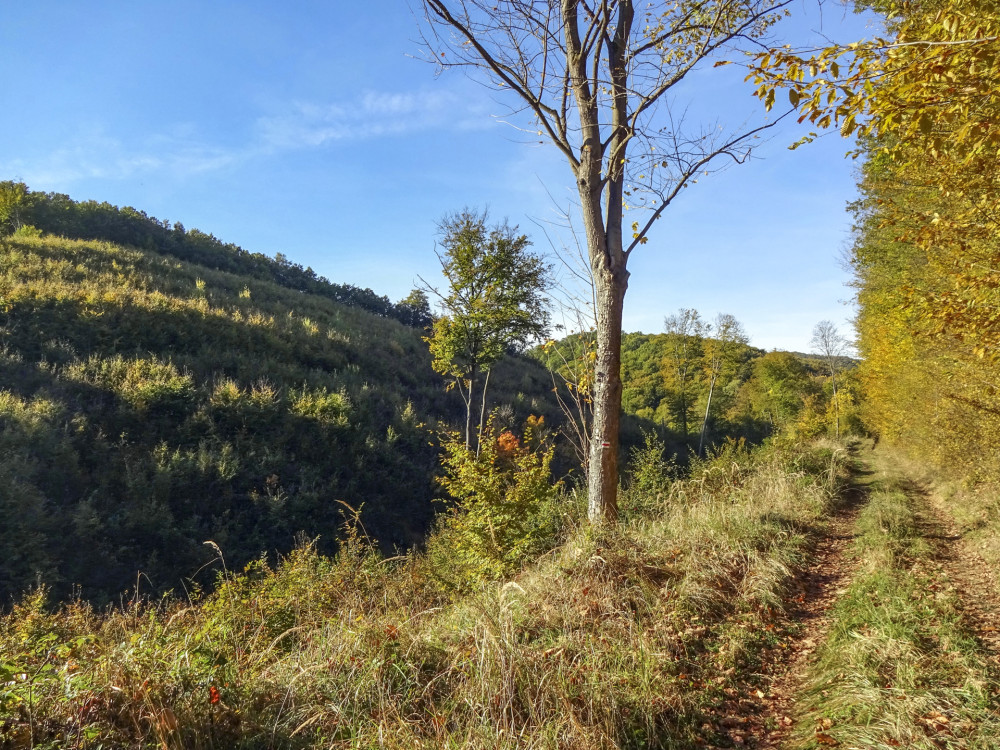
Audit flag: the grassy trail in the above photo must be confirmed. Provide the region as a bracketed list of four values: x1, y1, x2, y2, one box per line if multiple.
[729, 444, 871, 748]
[776, 446, 1000, 749]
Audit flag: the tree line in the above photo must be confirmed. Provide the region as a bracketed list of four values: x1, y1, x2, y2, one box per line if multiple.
[751, 0, 1000, 481]
[539, 314, 859, 462]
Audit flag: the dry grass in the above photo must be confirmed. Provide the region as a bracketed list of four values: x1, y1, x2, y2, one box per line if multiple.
[790, 462, 1000, 749]
[0, 441, 846, 749]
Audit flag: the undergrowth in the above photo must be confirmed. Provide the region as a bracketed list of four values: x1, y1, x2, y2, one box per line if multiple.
[0, 441, 847, 749]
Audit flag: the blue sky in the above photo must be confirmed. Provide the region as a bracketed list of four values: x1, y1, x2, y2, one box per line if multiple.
[1, 1, 880, 351]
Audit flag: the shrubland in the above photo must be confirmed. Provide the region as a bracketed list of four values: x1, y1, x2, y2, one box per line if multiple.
[0, 189, 856, 605]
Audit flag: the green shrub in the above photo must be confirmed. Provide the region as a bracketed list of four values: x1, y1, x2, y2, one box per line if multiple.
[427, 415, 562, 588]
[11, 224, 42, 239]
[67, 354, 194, 414]
[289, 386, 350, 425]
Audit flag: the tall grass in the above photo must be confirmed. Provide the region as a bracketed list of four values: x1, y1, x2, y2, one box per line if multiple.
[0, 441, 846, 749]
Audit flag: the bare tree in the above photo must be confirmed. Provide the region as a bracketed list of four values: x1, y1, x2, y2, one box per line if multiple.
[536, 207, 597, 480]
[698, 313, 749, 456]
[420, 0, 792, 522]
[811, 320, 848, 439]
[664, 308, 709, 444]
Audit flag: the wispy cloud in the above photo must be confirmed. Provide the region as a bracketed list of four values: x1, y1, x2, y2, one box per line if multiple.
[1, 87, 496, 189]
[1, 130, 243, 187]
[255, 88, 486, 150]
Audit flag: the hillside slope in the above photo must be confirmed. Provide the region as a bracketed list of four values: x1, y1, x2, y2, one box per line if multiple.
[0, 232, 557, 603]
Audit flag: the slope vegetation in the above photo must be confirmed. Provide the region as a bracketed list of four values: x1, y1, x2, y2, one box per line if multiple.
[0, 231, 556, 603]
[0, 440, 847, 749]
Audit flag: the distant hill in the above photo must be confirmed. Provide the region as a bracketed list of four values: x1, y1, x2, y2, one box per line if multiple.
[0, 210, 559, 604]
[536, 331, 860, 455]
[2, 182, 433, 328]
[788, 351, 858, 373]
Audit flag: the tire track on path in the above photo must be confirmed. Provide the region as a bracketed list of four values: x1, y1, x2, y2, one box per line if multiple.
[728, 449, 871, 749]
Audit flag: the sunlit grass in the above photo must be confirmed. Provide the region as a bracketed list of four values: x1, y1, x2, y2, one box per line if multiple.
[792, 473, 1000, 749]
[0, 442, 846, 749]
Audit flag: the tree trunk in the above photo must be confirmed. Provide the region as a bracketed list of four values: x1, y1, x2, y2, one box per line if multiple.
[566, 0, 632, 523]
[679, 379, 688, 443]
[698, 371, 718, 457]
[831, 371, 840, 440]
[476, 367, 492, 455]
[463, 366, 477, 450]
[587, 267, 627, 523]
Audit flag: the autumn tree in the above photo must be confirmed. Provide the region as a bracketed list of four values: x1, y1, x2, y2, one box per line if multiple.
[424, 209, 551, 449]
[750, 0, 1000, 476]
[663, 308, 708, 444]
[698, 313, 749, 455]
[0, 181, 28, 235]
[420, 0, 792, 522]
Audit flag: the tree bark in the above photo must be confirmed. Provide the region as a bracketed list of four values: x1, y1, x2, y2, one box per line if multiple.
[476, 367, 492, 455]
[587, 266, 628, 523]
[463, 366, 477, 450]
[830, 370, 840, 440]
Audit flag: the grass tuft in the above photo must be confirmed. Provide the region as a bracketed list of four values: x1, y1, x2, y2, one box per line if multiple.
[792, 470, 1000, 749]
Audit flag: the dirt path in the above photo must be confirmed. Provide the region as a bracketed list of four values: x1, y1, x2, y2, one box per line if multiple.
[718, 453, 871, 748]
[700, 446, 1000, 748]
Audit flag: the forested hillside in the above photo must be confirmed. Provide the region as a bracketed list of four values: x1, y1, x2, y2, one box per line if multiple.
[0, 183, 432, 328]
[0, 227, 557, 603]
[538, 326, 859, 459]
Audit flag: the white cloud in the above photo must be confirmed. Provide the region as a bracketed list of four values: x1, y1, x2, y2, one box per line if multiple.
[1, 129, 243, 188]
[255, 88, 482, 150]
[2, 86, 499, 189]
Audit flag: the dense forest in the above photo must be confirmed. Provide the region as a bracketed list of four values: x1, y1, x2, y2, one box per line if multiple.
[752, 0, 1000, 482]
[538, 327, 859, 459]
[848, 15, 1000, 484]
